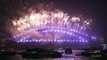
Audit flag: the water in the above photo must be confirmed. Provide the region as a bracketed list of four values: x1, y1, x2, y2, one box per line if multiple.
[26, 50, 107, 60]
[1, 50, 107, 60]
[1, 56, 106, 60]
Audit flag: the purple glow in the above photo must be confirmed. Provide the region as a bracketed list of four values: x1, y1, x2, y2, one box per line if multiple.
[17, 34, 20, 37]
[69, 33, 72, 35]
[47, 39, 51, 42]
[66, 32, 69, 34]
[79, 40, 81, 42]
[13, 36, 16, 38]
[72, 40, 75, 42]
[29, 40, 32, 42]
[39, 40, 41, 42]
[23, 37, 26, 40]
[67, 40, 69, 42]
[82, 40, 84, 42]
[63, 31, 66, 33]
[79, 37, 82, 39]
[44, 39, 47, 42]
[75, 40, 78, 42]
[85, 40, 88, 42]
[54, 39, 57, 42]
[70, 40, 72, 42]
[26, 40, 29, 42]
[72, 34, 75, 36]
[60, 40, 63, 42]
[57, 40, 60, 42]
[82, 33, 85, 35]
[91, 37, 97, 39]
[14, 26, 93, 43]
[85, 34, 88, 36]
[44, 30, 47, 32]
[54, 30, 57, 32]
[76, 35, 79, 38]
[17, 41, 19, 42]
[16, 39, 89, 43]
[20, 39, 23, 42]
[50, 40, 53, 42]
[60, 30, 63, 33]
[57, 30, 60, 32]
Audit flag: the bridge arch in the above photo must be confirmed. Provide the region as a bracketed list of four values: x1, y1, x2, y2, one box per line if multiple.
[12, 26, 96, 43]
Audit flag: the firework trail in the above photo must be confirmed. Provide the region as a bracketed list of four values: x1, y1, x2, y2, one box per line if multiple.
[11, 3, 96, 43]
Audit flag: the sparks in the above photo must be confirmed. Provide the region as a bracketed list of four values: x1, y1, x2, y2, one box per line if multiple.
[11, 3, 96, 43]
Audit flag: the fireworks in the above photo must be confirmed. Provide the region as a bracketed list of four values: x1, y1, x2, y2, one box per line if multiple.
[12, 10, 91, 32]
[11, 4, 96, 43]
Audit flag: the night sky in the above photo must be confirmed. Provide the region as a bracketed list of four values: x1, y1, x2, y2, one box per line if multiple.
[0, 0, 107, 42]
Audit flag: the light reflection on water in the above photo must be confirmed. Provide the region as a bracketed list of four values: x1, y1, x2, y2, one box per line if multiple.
[45, 57, 91, 60]
[27, 50, 105, 60]
[33, 57, 105, 60]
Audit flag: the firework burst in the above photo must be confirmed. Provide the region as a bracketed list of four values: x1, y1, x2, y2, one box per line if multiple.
[12, 9, 92, 32]
[11, 3, 96, 43]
